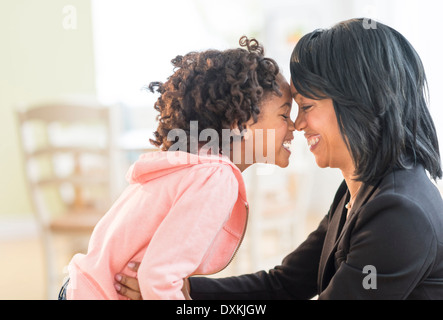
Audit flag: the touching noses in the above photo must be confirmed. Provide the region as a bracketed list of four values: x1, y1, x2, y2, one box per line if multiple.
[288, 118, 296, 132]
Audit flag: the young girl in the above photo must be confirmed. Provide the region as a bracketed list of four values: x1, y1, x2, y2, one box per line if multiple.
[63, 36, 295, 300]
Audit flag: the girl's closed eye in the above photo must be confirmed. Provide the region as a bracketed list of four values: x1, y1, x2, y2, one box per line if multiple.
[301, 105, 313, 112]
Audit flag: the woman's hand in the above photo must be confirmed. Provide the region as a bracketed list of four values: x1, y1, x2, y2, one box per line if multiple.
[114, 262, 192, 300]
[114, 262, 142, 300]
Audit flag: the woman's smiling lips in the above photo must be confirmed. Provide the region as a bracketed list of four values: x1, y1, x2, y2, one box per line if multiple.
[305, 134, 321, 151]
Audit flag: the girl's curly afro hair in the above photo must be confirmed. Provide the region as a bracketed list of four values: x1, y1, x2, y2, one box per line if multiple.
[148, 36, 282, 153]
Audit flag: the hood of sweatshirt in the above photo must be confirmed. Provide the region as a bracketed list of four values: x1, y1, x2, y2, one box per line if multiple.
[126, 150, 246, 198]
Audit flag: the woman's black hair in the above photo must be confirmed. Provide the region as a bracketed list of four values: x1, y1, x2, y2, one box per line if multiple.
[290, 18, 442, 184]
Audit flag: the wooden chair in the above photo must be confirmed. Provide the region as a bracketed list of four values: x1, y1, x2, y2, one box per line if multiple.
[15, 100, 114, 299]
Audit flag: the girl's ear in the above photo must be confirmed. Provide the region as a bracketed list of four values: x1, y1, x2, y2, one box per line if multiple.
[230, 121, 253, 141]
[243, 124, 252, 141]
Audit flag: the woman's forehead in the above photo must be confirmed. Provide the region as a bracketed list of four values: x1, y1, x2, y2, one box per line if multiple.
[289, 80, 299, 98]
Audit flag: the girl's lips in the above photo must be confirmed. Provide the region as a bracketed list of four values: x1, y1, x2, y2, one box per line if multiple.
[283, 140, 292, 153]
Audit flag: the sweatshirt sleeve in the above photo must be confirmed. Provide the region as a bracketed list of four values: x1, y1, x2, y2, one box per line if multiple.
[188, 180, 351, 300]
[189, 215, 327, 300]
[137, 164, 239, 300]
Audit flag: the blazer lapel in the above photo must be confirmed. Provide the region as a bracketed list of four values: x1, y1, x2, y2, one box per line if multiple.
[317, 181, 380, 292]
[317, 192, 348, 292]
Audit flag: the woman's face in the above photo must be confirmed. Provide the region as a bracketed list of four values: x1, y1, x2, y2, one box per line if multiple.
[246, 76, 295, 168]
[291, 80, 355, 174]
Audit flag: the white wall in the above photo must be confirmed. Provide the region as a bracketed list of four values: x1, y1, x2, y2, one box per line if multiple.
[0, 0, 96, 216]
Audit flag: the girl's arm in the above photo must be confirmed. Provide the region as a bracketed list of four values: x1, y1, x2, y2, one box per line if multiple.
[135, 164, 239, 300]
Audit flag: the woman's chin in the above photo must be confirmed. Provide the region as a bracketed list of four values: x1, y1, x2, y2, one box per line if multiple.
[314, 157, 328, 169]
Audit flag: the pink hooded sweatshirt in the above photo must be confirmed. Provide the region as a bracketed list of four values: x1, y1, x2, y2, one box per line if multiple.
[66, 151, 248, 300]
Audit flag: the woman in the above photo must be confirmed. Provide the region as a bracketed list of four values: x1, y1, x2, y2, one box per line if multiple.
[61, 37, 295, 299]
[115, 18, 443, 299]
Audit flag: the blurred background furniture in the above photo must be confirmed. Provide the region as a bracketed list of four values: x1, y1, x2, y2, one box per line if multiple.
[15, 99, 115, 299]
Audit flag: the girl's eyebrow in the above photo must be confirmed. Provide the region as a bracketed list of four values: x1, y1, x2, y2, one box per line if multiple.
[280, 102, 291, 109]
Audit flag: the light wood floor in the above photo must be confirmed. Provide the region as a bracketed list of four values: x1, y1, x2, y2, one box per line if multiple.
[0, 237, 46, 299]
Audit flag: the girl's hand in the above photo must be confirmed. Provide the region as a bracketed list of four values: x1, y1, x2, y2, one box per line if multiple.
[114, 262, 142, 300]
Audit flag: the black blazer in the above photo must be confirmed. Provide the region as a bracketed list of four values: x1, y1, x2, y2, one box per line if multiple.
[190, 165, 443, 299]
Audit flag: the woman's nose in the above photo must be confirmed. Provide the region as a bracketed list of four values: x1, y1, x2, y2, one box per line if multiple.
[294, 113, 306, 132]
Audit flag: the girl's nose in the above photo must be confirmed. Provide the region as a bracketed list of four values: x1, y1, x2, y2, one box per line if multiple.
[288, 118, 296, 131]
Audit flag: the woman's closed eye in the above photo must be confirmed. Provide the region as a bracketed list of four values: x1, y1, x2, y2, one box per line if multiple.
[301, 105, 313, 112]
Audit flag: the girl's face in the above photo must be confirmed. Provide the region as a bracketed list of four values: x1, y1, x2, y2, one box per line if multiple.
[291, 80, 355, 174]
[246, 76, 295, 168]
